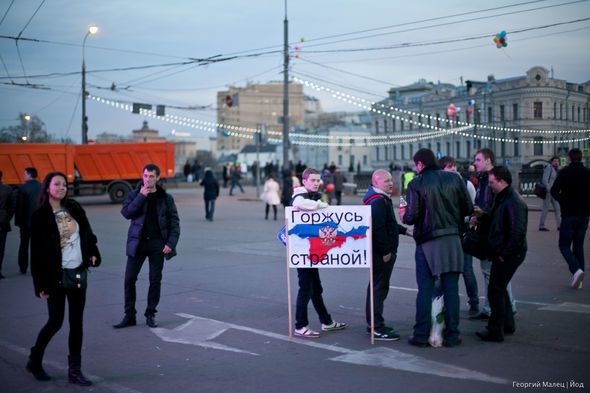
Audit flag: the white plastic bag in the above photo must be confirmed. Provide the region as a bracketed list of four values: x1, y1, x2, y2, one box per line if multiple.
[429, 295, 445, 348]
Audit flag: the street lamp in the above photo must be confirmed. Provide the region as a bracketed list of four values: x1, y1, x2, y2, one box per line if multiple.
[82, 25, 98, 144]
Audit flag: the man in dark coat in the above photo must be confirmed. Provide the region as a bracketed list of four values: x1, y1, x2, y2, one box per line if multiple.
[15, 167, 41, 274]
[550, 148, 590, 289]
[476, 166, 528, 342]
[0, 170, 15, 278]
[113, 164, 180, 329]
[403, 149, 473, 347]
[363, 169, 410, 340]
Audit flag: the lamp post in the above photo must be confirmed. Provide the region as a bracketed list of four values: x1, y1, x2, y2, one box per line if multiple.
[82, 25, 98, 144]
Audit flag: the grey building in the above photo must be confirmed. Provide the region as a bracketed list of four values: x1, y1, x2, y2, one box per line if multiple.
[371, 67, 590, 171]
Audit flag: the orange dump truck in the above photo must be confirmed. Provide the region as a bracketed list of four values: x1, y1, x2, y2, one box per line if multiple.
[0, 142, 175, 203]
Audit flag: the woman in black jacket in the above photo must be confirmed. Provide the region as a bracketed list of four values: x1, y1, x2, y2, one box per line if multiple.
[27, 172, 101, 385]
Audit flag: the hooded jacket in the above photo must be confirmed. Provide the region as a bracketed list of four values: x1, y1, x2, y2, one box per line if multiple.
[121, 185, 180, 259]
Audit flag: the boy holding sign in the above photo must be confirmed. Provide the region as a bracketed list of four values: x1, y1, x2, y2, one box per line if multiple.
[291, 168, 347, 338]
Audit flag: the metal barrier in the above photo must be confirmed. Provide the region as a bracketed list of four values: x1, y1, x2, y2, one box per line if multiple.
[518, 168, 543, 196]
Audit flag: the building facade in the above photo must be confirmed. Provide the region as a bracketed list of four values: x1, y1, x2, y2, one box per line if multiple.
[216, 82, 305, 154]
[371, 67, 590, 171]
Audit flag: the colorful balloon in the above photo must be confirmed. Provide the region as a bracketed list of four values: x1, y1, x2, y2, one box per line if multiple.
[493, 31, 508, 49]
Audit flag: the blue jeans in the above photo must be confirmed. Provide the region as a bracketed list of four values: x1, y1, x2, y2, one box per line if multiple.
[205, 199, 215, 220]
[462, 254, 479, 307]
[559, 216, 589, 274]
[414, 245, 460, 343]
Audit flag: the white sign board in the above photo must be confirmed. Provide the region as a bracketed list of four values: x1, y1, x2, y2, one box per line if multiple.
[285, 206, 372, 269]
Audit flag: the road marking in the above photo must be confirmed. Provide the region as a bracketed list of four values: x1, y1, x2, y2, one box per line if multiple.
[391, 285, 589, 308]
[538, 302, 590, 314]
[0, 339, 144, 393]
[149, 313, 508, 385]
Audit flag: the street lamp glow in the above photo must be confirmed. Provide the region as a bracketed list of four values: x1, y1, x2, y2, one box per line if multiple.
[23, 114, 31, 121]
[82, 25, 99, 144]
[87, 26, 98, 35]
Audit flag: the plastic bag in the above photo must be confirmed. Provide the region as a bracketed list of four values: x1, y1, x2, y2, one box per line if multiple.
[429, 295, 445, 348]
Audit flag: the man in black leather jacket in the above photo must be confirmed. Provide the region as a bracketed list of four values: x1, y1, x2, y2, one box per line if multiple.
[476, 166, 528, 342]
[403, 149, 473, 347]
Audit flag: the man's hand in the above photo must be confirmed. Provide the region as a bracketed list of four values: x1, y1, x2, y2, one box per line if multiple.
[383, 253, 392, 263]
[89, 256, 98, 266]
[39, 291, 49, 299]
[140, 183, 156, 196]
[162, 245, 172, 254]
[405, 227, 413, 237]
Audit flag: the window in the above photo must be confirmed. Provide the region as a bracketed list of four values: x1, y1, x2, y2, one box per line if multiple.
[393, 146, 397, 160]
[446, 142, 451, 155]
[553, 102, 557, 119]
[401, 145, 405, 160]
[466, 141, 471, 157]
[350, 155, 355, 167]
[384, 146, 389, 160]
[383, 119, 388, 133]
[500, 105, 505, 122]
[436, 142, 441, 154]
[409, 144, 414, 158]
[456, 141, 461, 158]
[572, 105, 575, 121]
[514, 137, 519, 157]
[487, 107, 493, 123]
[436, 114, 440, 128]
[513, 103, 518, 120]
[428, 115, 432, 127]
[376, 147, 380, 161]
[578, 106, 581, 122]
[533, 137, 543, 155]
[363, 155, 367, 165]
[533, 102, 543, 119]
[409, 116, 413, 130]
[400, 120, 405, 131]
[392, 119, 396, 132]
[560, 103, 563, 119]
[375, 121, 380, 134]
[338, 155, 343, 166]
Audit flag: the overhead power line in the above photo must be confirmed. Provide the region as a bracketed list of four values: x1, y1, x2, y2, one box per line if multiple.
[0, 0, 15, 27]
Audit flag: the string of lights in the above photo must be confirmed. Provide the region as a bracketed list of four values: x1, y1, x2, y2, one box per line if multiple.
[295, 76, 590, 135]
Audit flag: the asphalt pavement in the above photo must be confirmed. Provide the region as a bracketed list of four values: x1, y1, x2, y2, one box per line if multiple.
[0, 185, 588, 393]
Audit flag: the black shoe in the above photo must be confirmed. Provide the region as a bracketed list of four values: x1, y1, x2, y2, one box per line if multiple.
[26, 359, 51, 381]
[408, 336, 429, 347]
[539, 228, 549, 232]
[113, 315, 136, 329]
[0, 272, 5, 279]
[443, 338, 462, 347]
[19, 268, 27, 275]
[476, 331, 504, 342]
[469, 312, 490, 320]
[146, 315, 158, 328]
[504, 327, 516, 335]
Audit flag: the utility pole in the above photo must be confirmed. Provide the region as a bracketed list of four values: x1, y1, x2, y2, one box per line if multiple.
[282, 0, 289, 172]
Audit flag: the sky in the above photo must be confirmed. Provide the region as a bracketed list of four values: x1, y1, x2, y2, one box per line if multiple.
[0, 0, 589, 144]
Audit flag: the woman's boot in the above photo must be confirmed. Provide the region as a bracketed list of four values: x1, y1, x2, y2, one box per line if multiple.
[26, 347, 51, 381]
[68, 355, 92, 386]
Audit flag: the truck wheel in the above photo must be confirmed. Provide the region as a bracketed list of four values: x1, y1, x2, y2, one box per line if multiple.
[109, 183, 130, 203]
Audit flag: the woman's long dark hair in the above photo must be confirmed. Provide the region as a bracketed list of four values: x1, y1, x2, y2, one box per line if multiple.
[38, 171, 68, 207]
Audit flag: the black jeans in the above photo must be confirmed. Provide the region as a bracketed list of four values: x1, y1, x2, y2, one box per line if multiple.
[366, 256, 395, 328]
[487, 256, 523, 338]
[558, 216, 588, 274]
[0, 230, 7, 273]
[295, 269, 332, 329]
[33, 287, 86, 357]
[18, 226, 31, 273]
[124, 240, 165, 317]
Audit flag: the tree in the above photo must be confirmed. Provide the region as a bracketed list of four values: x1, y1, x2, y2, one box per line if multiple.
[0, 113, 49, 143]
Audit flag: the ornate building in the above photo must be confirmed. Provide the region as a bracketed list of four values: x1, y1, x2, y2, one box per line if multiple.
[371, 67, 590, 170]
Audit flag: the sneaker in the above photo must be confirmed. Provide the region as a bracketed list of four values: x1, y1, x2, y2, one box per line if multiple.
[571, 269, 585, 289]
[321, 321, 347, 332]
[294, 327, 320, 338]
[366, 325, 395, 334]
[372, 328, 400, 341]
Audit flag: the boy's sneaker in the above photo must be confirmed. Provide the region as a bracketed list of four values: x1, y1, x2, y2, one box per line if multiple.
[571, 269, 585, 289]
[321, 321, 347, 332]
[372, 328, 400, 341]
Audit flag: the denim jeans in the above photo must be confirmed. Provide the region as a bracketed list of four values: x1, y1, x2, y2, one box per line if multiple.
[462, 254, 479, 307]
[558, 216, 589, 274]
[414, 245, 460, 343]
[480, 259, 516, 315]
[539, 195, 561, 229]
[205, 199, 216, 220]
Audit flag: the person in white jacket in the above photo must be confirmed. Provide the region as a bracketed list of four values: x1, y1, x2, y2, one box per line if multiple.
[261, 174, 281, 220]
[539, 156, 561, 231]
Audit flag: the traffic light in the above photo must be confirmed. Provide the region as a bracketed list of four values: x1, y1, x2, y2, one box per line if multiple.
[132, 103, 152, 114]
